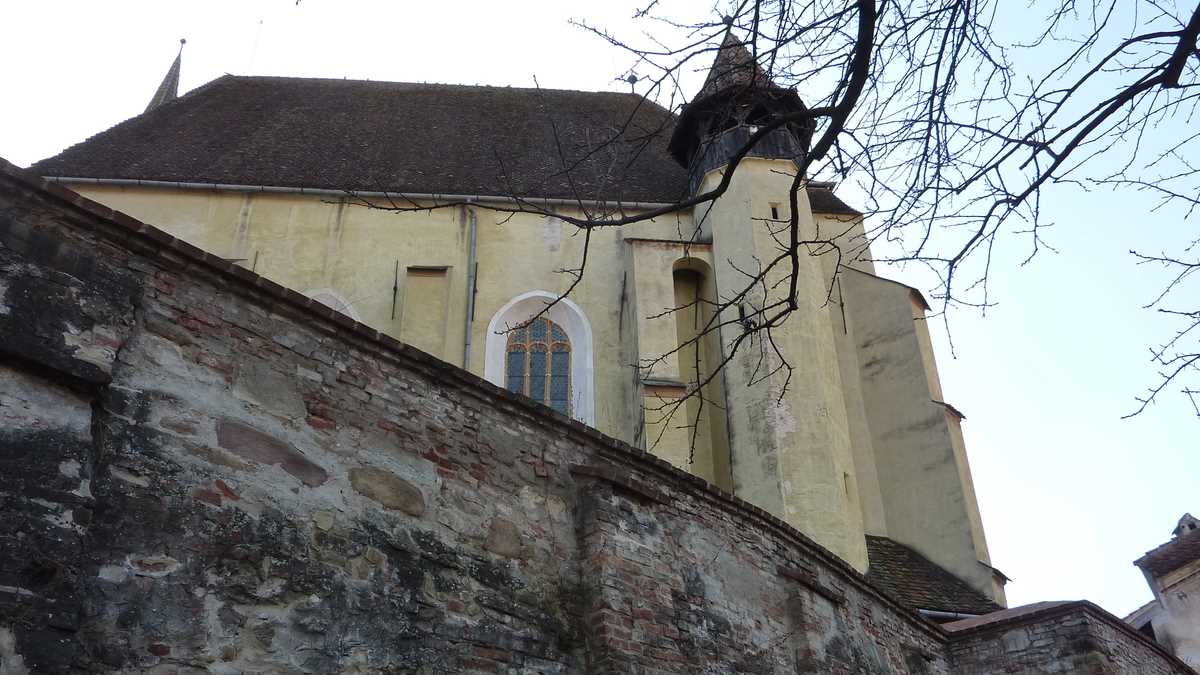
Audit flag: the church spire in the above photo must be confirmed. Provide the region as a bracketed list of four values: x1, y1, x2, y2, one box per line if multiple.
[694, 30, 778, 102]
[145, 39, 185, 113]
[667, 28, 812, 187]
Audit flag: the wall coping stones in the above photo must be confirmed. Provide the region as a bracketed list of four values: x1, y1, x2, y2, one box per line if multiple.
[943, 599, 1194, 671]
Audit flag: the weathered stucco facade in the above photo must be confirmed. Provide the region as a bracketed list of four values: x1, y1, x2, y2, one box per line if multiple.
[1127, 515, 1200, 668]
[0, 158, 1191, 674]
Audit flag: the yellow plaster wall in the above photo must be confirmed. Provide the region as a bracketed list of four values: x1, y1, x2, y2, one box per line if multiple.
[69, 185, 686, 447]
[830, 282, 889, 536]
[817, 212, 888, 536]
[696, 160, 868, 571]
[623, 238, 734, 487]
[814, 212, 876, 275]
[629, 241, 687, 382]
[841, 267, 1001, 602]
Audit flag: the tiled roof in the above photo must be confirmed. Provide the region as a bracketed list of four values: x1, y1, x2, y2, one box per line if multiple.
[1136, 526, 1200, 578]
[865, 535, 1002, 615]
[32, 75, 859, 215]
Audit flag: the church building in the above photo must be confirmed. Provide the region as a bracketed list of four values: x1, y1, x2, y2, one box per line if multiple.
[32, 34, 1006, 613]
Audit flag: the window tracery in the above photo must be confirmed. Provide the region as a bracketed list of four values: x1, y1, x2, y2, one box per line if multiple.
[504, 317, 572, 415]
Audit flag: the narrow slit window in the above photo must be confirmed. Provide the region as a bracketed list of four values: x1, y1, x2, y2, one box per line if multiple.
[504, 317, 572, 415]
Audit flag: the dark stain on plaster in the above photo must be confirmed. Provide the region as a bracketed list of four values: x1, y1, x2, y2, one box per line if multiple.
[0, 211, 139, 384]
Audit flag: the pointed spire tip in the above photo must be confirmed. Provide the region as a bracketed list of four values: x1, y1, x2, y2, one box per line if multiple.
[145, 41, 184, 113]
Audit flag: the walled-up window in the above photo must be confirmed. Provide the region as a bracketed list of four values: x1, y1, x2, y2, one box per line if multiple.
[504, 317, 572, 415]
[400, 267, 450, 359]
[671, 261, 732, 491]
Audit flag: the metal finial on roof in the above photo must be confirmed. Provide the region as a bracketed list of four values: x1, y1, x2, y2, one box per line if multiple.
[145, 39, 185, 114]
[626, 74, 638, 92]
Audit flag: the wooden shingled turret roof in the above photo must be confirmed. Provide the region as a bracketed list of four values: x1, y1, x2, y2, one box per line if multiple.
[667, 29, 813, 170]
[694, 31, 783, 101]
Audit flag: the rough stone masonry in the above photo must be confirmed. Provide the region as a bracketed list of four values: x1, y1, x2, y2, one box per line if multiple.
[0, 158, 1190, 674]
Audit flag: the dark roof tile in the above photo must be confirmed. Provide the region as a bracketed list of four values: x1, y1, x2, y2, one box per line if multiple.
[865, 535, 1002, 616]
[1136, 527, 1200, 578]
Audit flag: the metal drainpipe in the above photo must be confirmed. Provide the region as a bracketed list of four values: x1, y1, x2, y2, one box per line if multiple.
[917, 609, 980, 622]
[461, 204, 479, 370]
[42, 176, 675, 211]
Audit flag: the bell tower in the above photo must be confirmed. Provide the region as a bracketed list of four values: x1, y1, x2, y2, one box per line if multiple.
[668, 31, 814, 197]
[670, 31, 869, 570]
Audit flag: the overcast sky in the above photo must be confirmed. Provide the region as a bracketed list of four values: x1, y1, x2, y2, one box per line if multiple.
[1, 1, 1193, 618]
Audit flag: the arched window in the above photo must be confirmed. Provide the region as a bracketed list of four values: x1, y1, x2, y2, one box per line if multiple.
[504, 317, 572, 415]
[484, 291, 594, 426]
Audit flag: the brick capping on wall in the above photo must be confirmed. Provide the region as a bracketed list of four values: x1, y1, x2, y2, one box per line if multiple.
[949, 599, 1181, 648]
[946, 601, 1197, 673]
[4, 156, 1189, 673]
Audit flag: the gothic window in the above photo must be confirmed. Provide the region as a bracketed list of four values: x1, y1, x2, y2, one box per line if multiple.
[504, 317, 572, 415]
[484, 290, 593, 425]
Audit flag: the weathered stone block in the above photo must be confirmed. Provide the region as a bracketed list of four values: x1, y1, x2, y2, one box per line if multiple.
[349, 466, 426, 516]
[215, 417, 328, 486]
[233, 360, 307, 419]
[484, 517, 526, 559]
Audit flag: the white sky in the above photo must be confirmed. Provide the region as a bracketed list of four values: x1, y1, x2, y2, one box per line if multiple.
[1, 0, 1193, 618]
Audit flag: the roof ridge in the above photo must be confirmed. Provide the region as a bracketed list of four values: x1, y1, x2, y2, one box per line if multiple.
[220, 73, 664, 100]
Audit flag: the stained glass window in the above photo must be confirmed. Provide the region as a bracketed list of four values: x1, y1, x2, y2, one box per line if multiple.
[504, 317, 572, 415]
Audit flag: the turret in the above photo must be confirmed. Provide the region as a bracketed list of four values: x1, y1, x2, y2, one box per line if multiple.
[668, 30, 870, 570]
[668, 31, 814, 194]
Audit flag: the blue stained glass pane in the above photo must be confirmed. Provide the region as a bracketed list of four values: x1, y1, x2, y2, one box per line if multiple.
[550, 351, 570, 414]
[551, 324, 567, 342]
[506, 350, 526, 393]
[530, 318, 547, 342]
[551, 349, 570, 375]
[529, 348, 547, 403]
[508, 326, 526, 345]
